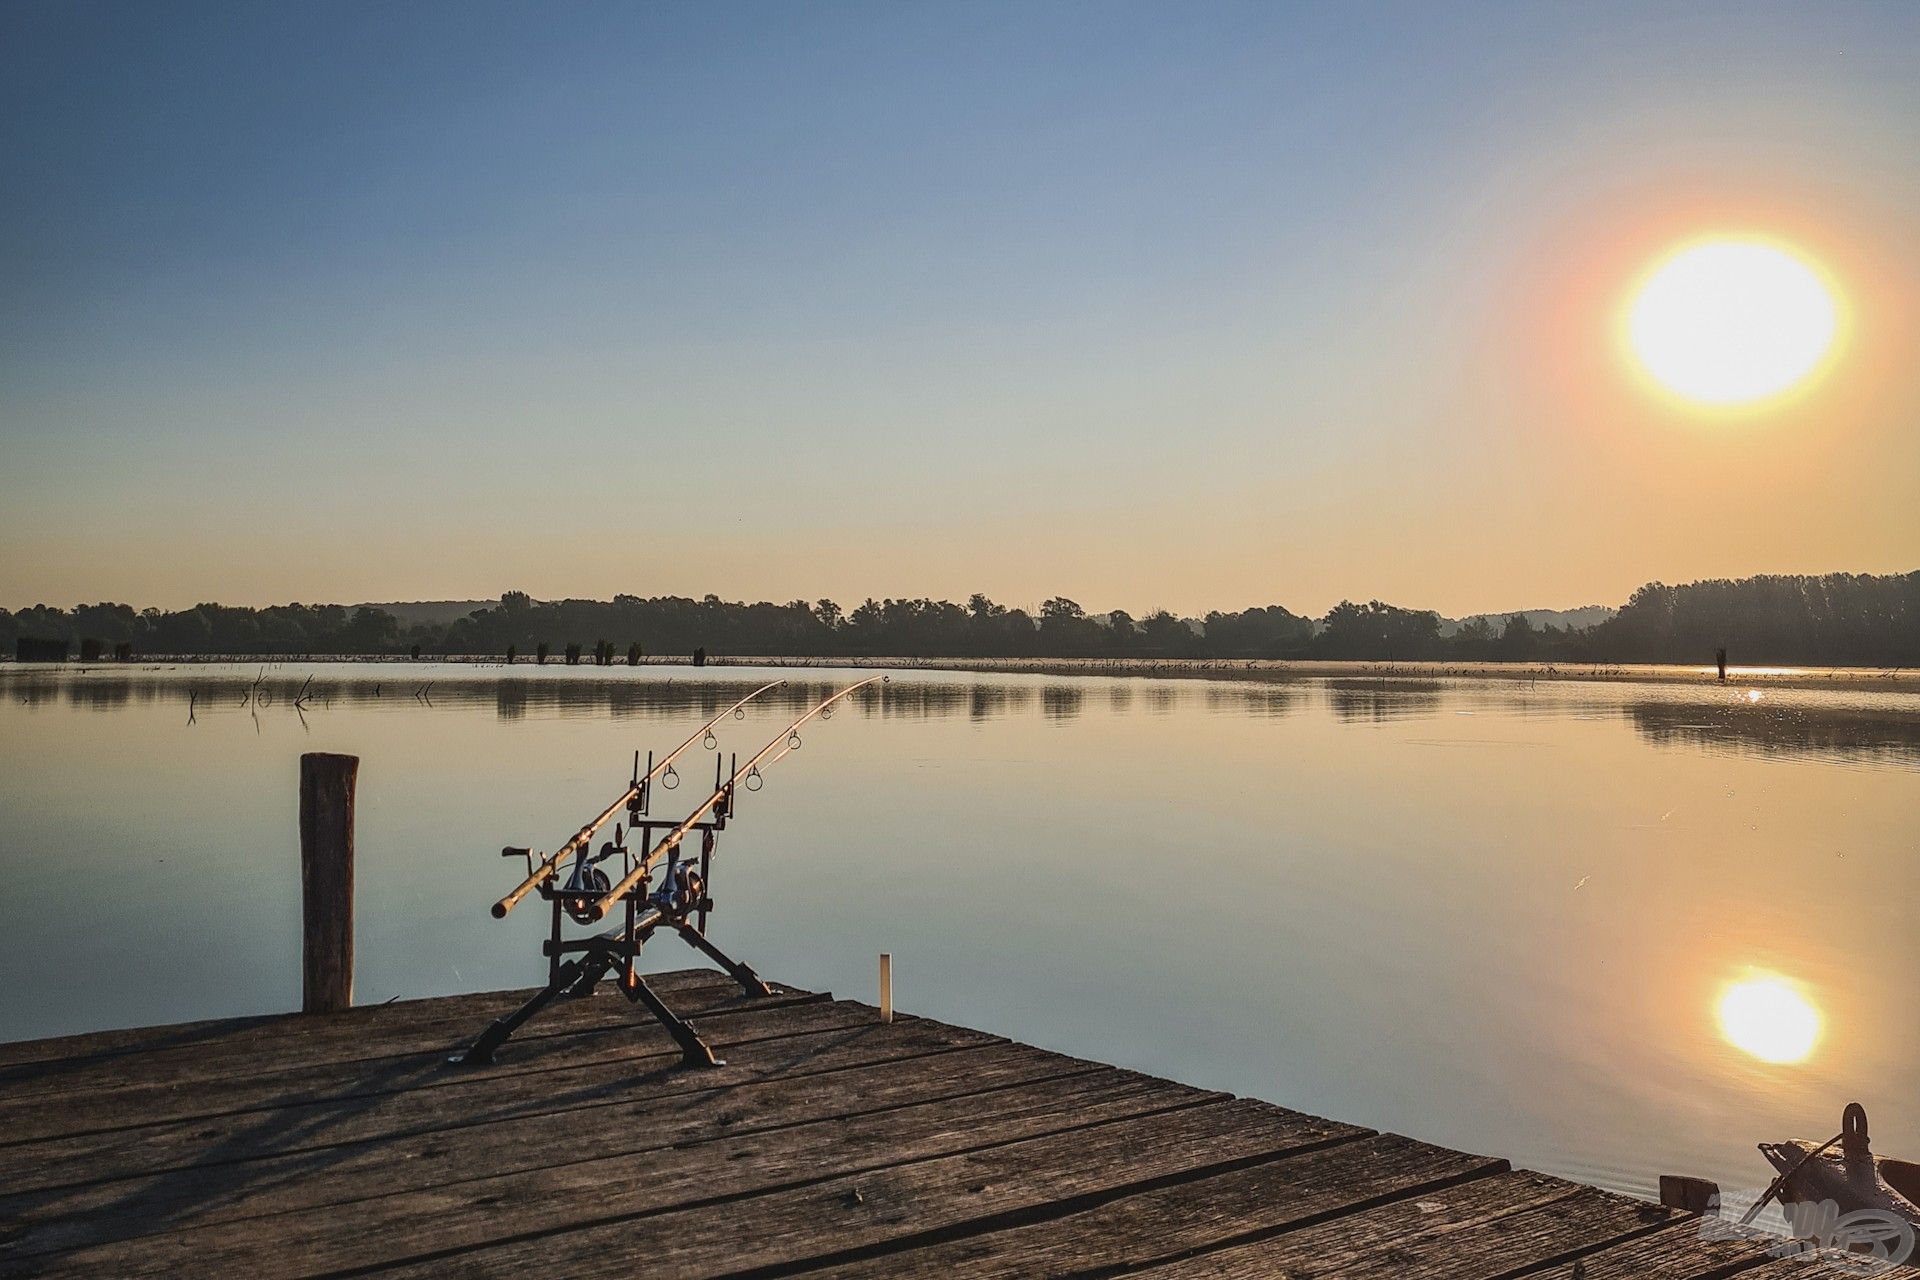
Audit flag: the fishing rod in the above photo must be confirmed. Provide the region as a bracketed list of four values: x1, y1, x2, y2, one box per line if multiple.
[457, 672, 886, 1069]
[584, 674, 886, 923]
[491, 679, 788, 919]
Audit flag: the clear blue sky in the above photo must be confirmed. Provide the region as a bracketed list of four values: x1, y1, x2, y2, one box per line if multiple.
[4, 1, 1916, 615]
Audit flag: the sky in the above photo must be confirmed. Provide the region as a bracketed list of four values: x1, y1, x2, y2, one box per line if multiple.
[2, 1, 1916, 618]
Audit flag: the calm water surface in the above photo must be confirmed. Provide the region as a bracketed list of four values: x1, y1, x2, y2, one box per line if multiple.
[2, 661, 1916, 1202]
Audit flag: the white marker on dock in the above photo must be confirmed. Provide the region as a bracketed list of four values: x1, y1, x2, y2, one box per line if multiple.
[879, 952, 893, 1023]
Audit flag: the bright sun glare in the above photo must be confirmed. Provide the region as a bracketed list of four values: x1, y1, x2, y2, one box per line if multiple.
[1626, 237, 1839, 407]
[1716, 974, 1823, 1065]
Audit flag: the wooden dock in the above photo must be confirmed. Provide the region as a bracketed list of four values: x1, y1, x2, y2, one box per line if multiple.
[0, 969, 1846, 1278]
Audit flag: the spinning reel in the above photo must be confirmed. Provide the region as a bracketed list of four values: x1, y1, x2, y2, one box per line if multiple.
[560, 829, 622, 924]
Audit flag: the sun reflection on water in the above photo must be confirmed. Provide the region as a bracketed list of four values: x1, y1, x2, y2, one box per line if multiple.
[1717, 972, 1823, 1065]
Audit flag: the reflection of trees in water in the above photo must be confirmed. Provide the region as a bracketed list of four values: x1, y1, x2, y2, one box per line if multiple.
[1204, 683, 1301, 719]
[495, 682, 528, 721]
[1041, 685, 1084, 721]
[12, 681, 63, 708]
[1325, 679, 1445, 724]
[967, 685, 1031, 721]
[64, 681, 134, 711]
[1627, 702, 1920, 768]
[10, 671, 1915, 766]
[5, 670, 1317, 729]
[4, 673, 1035, 724]
[858, 683, 971, 720]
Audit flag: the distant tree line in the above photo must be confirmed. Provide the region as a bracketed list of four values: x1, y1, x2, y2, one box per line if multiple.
[3, 572, 1915, 667]
[2, 602, 402, 661]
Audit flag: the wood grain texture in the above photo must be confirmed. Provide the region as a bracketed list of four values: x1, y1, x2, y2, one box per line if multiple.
[0, 969, 797, 1099]
[1734, 1254, 1899, 1278]
[0, 980, 1820, 1280]
[1519, 1220, 1802, 1278]
[812, 1131, 1508, 1279]
[0, 1035, 1064, 1260]
[0, 1001, 948, 1195]
[358, 1098, 1358, 1280]
[0, 984, 824, 1139]
[1132, 1169, 1659, 1278]
[24, 1069, 1209, 1277]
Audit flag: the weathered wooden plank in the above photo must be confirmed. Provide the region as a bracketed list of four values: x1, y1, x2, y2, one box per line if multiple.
[1132, 1169, 1586, 1277]
[1522, 1220, 1798, 1278]
[0, 990, 847, 1148]
[1134, 1172, 1676, 1278]
[364, 1097, 1362, 1280]
[0, 1010, 281, 1072]
[813, 1130, 1507, 1279]
[2, 1038, 1091, 1260]
[0, 980, 1801, 1280]
[0, 984, 815, 1129]
[0, 967, 741, 1071]
[1317, 1186, 1676, 1278]
[1733, 1254, 1899, 1278]
[0, 970, 807, 1102]
[24, 1066, 1218, 1278]
[0, 1000, 937, 1194]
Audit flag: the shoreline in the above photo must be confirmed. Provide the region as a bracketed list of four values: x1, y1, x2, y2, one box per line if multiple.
[3, 652, 1912, 695]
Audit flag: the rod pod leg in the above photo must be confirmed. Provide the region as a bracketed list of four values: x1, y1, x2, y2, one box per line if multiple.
[566, 953, 618, 996]
[673, 923, 772, 998]
[622, 970, 723, 1067]
[453, 959, 585, 1065]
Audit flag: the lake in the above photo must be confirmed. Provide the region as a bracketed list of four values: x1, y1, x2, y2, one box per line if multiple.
[2, 660, 1916, 1205]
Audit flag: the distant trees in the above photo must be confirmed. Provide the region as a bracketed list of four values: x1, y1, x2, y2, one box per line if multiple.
[1138, 610, 1194, 653]
[1495, 614, 1537, 661]
[1590, 573, 1919, 666]
[1202, 605, 1312, 658]
[1313, 600, 1443, 660]
[1453, 617, 1495, 657]
[2, 572, 1913, 666]
[1, 601, 406, 658]
[1037, 598, 1100, 655]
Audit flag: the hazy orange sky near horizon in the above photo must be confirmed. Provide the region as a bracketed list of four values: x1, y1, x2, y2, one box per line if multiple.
[3, 3, 1917, 619]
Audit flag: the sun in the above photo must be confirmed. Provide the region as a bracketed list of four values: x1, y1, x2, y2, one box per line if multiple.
[1716, 973, 1823, 1065]
[1625, 237, 1841, 408]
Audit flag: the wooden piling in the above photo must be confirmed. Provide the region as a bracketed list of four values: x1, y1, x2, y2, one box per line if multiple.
[879, 952, 893, 1023]
[299, 752, 359, 1014]
[1658, 1174, 1720, 1213]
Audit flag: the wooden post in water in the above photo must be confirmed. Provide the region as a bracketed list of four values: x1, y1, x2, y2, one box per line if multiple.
[299, 752, 359, 1013]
